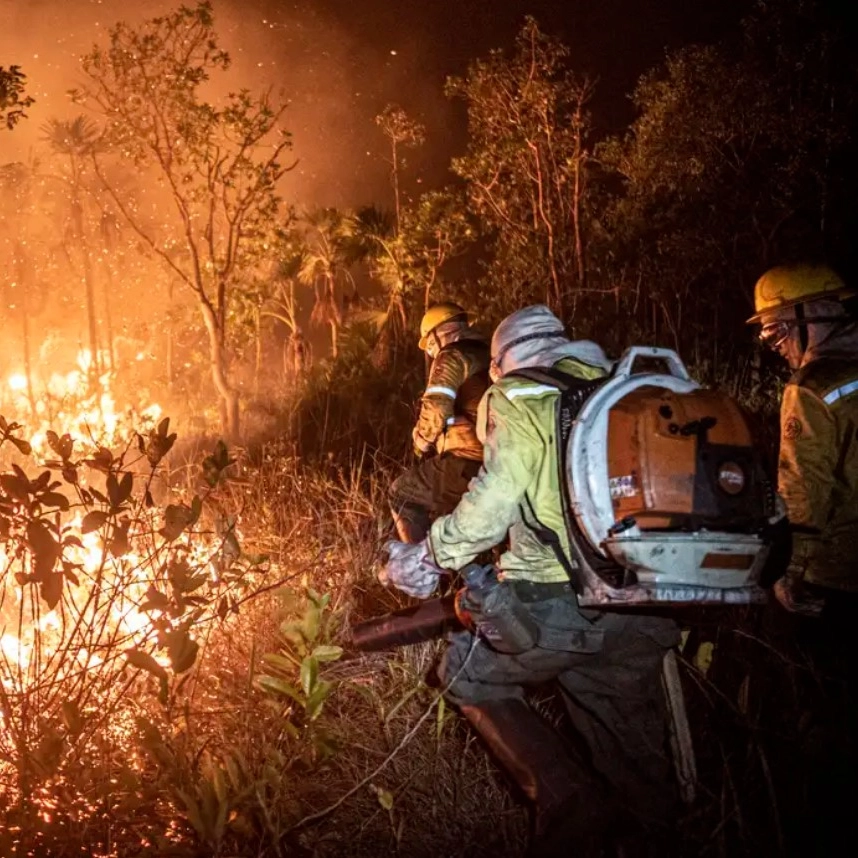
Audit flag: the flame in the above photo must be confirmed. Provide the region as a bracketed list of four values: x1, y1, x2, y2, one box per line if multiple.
[7, 373, 27, 393]
[2, 348, 162, 458]
[0, 337, 260, 849]
[0, 346, 173, 800]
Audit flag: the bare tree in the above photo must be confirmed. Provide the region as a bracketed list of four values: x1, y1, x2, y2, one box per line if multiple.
[74, 1, 295, 439]
[375, 105, 425, 235]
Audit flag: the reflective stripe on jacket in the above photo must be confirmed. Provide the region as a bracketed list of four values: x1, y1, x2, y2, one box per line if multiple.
[415, 336, 490, 461]
[779, 355, 858, 591]
[429, 356, 607, 583]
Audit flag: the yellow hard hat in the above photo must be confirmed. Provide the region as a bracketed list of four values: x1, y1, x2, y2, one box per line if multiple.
[746, 264, 853, 323]
[419, 302, 469, 349]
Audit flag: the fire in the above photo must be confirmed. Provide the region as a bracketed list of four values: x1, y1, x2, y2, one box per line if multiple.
[6, 374, 27, 393]
[2, 348, 163, 458]
[0, 344, 252, 826]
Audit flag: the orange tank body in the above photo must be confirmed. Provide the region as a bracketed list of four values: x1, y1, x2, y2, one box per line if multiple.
[607, 386, 754, 529]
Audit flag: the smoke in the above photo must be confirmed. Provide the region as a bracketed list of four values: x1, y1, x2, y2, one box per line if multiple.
[1, 0, 751, 210]
[0, 0, 462, 428]
[0, 0, 749, 420]
[0, 0, 452, 208]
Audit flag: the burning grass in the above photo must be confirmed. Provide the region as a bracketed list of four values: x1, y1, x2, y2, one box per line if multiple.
[0, 371, 276, 855]
[0, 359, 846, 858]
[0, 366, 521, 856]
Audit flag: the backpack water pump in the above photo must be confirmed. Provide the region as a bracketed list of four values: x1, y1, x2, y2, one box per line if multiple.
[530, 346, 782, 606]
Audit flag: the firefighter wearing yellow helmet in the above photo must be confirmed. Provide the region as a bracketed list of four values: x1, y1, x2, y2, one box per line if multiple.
[748, 264, 858, 615]
[388, 302, 490, 542]
[380, 306, 679, 851]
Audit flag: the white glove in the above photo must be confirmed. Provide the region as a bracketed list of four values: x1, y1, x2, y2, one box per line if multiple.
[379, 539, 442, 599]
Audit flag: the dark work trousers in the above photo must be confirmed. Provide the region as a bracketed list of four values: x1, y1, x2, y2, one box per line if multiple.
[388, 453, 481, 543]
[439, 586, 681, 829]
[778, 589, 858, 858]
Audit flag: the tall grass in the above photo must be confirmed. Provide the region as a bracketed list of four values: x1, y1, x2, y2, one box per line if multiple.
[1, 334, 846, 858]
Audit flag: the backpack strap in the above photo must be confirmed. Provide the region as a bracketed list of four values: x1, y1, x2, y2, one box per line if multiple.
[506, 367, 606, 593]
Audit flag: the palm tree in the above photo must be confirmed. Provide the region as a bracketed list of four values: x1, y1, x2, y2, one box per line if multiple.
[41, 116, 104, 382]
[263, 242, 309, 380]
[298, 208, 359, 360]
[350, 205, 410, 368]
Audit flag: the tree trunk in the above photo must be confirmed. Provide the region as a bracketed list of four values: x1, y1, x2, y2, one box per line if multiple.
[100, 256, 116, 374]
[166, 279, 175, 389]
[71, 193, 100, 384]
[329, 319, 338, 360]
[14, 243, 37, 420]
[254, 304, 262, 398]
[199, 299, 240, 440]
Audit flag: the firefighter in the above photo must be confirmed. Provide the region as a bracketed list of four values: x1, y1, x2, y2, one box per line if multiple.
[747, 264, 858, 617]
[388, 302, 490, 543]
[381, 305, 680, 854]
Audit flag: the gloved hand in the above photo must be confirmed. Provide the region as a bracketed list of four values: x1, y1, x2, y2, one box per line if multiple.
[773, 566, 825, 618]
[411, 426, 435, 458]
[378, 539, 442, 599]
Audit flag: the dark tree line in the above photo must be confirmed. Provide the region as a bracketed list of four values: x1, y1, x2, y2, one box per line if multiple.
[436, 0, 858, 381]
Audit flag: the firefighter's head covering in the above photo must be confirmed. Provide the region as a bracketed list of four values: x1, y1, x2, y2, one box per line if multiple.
[419, 301, 471, 351]
[491, 305, 565, 374]
[747, 264, 853, 324]
[748, 265, 855, 369]
[490, 305, 612, 380]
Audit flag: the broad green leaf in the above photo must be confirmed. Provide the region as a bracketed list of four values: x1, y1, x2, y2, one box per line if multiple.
[304, 679, 333, 721]
[311, 644, 343, 663]
[47, 430, 74, 461]
[436, 695, 447, 741]
[139, 585, 171, 612]
[40, 491, 70, 511]
[301, 603, 320, 644]
[10, 436, 32, 456]
[300, 655, 318, 697]
[117, 471, 134, 505]
[106, 473, 120, 507]
[256, 675, 302, 703]
[27, 520, 61, 577]
[109, 521, 131, 557]
[39, 572, 64, 609]
[0, 473, 28, 501]
[166, 629, 199, 674]
[694, 640, 715, 677]
[376, 786, 394, 811]
[160, 504, 194, 541]
[261, 652, 299, 672]
[81, 510, 109, 533]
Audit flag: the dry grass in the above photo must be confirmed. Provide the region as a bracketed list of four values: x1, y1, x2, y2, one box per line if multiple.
[1, 364, 850, 858]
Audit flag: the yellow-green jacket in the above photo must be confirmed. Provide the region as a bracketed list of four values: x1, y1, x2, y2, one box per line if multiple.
[779, 350, 858, 592]
[429, 356, 607, 583]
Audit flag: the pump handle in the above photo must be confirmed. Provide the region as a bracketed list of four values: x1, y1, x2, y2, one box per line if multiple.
[612, 346, 691, 382]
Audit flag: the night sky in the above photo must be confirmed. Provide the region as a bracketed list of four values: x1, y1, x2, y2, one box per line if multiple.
[1, 0, 749, 206]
